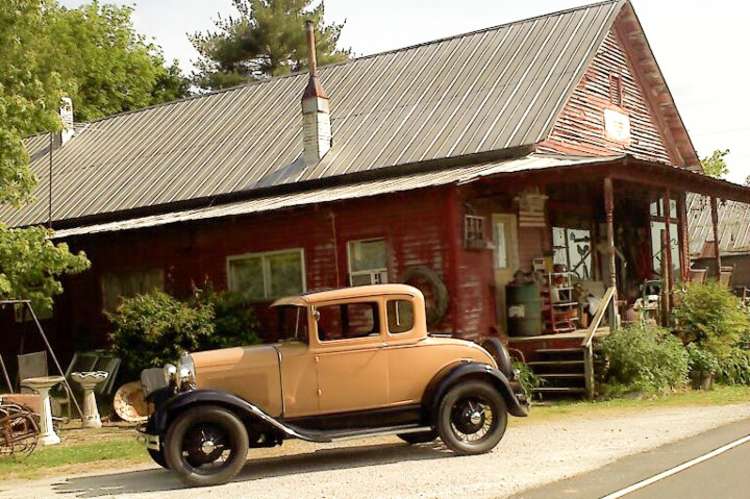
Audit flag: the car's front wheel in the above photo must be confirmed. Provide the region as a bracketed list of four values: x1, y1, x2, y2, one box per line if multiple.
[164, 405, 249, 487]
[148, 447, 168, 469]
[437, 380, 507, 455]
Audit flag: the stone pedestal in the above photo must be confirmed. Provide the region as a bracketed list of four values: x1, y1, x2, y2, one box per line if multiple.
[21, 375, 65, 445]
[71, 371, 109, 428]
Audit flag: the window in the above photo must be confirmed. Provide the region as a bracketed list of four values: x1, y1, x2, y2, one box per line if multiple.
[649, 200, 681, 279]
[552, 227, 593, 279]
[464, 215, 486, 249]
[228, 249, 305, 301]
[316, 302, 380, 341]
[609, 73, 623, 107]
[387, 300, 415, 334]
[101, 269, 164, 313]
[348, 239, 387, 286]
[494, 221, 508, 269]
[277, 305, 308, 343]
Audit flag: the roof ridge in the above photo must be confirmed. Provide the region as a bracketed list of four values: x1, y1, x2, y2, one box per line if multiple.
[61, 0, 625, 130]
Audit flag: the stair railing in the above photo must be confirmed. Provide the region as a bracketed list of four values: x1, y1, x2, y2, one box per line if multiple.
[581, 286, 616, 400]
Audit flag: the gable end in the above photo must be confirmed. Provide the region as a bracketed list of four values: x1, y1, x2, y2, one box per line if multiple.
[538, 28, 675, 164]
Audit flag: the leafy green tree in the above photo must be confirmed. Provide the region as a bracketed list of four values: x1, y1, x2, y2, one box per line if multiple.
[43, 2, 190, 122]
[190, 0, 349, 90]
[0, 226, 90, 314]
[701, 149, 730, 178]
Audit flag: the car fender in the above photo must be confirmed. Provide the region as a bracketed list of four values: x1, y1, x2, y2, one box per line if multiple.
[423, 361, 529, 419]
[147, 389, 314, 441]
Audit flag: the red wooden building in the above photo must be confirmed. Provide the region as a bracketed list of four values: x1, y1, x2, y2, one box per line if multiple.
[3, 0, 750, 395]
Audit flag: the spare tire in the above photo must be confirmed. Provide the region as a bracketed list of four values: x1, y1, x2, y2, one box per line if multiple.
[480, 337, 514, 379]
[402, 266, 449, 327]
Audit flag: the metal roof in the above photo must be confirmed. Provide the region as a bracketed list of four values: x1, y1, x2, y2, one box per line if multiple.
[687, 194, 750, 256]
[51, 154, 620, 239]
[2, 0, 625, 229]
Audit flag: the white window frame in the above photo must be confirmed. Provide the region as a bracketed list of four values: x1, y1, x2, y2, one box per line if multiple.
[226, 248, 306, 301]
[347, 238, 388, 286]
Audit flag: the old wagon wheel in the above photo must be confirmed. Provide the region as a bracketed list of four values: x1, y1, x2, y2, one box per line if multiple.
[0, 404, 40, 458]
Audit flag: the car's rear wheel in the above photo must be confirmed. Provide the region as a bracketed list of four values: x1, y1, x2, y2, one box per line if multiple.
[437, 380, 507, 455]
[397, 429, 438, 444]
[164, 405, 249, 487]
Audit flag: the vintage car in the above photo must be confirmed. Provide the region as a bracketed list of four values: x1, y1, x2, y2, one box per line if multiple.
[140, 284, 528, 486]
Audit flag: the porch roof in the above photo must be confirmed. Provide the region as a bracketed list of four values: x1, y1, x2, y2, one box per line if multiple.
[52, 153, 750, 239]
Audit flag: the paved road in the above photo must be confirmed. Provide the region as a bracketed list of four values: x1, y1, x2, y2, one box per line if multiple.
[515, 416, 750, 499]
[3, 404, 750, 499]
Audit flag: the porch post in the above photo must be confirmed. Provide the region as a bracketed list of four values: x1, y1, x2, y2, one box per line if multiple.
[676, 193, 690, 282]
[710, 197, 722, 278]
[603, 177, 618, 329]
[663, 190, 673, 312]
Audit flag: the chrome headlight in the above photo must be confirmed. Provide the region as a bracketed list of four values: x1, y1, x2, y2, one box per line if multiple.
[177, 353, 196, 390]
[163, 363, 177, 385]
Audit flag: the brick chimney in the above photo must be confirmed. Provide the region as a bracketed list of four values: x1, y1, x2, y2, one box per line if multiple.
[301, 20, 331, 166]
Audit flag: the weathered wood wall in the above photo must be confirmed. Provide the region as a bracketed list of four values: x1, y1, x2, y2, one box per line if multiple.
[538, 29, 674, 164]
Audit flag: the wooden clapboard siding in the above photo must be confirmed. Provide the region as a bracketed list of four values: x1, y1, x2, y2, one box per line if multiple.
[538, 29, 674, 164]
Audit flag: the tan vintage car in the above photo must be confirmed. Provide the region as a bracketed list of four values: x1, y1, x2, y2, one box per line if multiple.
[140, 284, 528, 486]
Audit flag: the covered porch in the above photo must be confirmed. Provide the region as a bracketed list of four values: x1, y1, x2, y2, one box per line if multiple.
[460, 154, 750, 398]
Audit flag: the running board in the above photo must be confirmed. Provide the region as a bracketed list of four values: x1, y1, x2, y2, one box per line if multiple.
[284, 423, 432, 443]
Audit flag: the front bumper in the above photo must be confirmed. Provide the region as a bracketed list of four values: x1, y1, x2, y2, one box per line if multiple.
[144, 433, 160, 451]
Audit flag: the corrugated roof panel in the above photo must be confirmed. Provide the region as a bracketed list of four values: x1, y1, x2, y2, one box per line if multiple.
[2, 0, 625, 228]
[688, 194, 750, 256]
[51, 153, 621, 238]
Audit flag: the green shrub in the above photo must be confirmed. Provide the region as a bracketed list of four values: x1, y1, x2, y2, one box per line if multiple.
[673, 282, 750, 357]
[600, 324, 688, 395]
[109, 291, 214, 378]
[716, 348, 750, 385]
[109, 286, 262, 379]
[686, 343, 719, 376]
[191, 285, 261, 350]
[512, 360, 542, 399]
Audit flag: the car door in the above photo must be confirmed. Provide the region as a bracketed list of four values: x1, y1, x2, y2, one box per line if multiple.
[311, 299, 389, 414]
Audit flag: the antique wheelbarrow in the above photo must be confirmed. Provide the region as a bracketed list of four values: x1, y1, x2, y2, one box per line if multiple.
[0, 402, 39, 457]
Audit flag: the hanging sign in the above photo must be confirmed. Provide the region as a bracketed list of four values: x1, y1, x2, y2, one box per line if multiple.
[604, 108, 631, 144]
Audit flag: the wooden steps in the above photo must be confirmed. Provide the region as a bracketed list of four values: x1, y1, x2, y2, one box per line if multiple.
[529, 346, 587, 399]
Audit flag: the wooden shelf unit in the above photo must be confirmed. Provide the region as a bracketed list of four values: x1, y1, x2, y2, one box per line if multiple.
[542, 272, 580, 334]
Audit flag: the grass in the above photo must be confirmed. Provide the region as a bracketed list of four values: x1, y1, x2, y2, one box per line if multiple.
[2, 385, 749, 481]
[510, 384, 750, 426]
[0, 427, 147, 481]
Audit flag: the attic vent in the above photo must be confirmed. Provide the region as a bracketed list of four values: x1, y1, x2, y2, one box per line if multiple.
[609, 73, 623, 107]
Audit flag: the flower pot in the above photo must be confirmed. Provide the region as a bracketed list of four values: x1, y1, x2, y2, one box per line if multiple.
[690, 372, 715, 391]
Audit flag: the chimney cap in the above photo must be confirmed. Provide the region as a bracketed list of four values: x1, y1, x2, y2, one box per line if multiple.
[302, 19, 328, 101]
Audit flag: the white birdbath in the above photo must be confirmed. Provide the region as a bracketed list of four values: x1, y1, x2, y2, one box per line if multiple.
[71, 371, 109, 429]
[21, 375, 65, 445]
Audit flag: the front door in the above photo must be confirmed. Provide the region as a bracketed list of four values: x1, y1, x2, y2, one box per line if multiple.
[312, 300, 388, 414]
[492, 214, 519, 334]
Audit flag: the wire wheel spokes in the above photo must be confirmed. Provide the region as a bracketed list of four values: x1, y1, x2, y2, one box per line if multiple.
[0, 405, 40, 458]
[181, 423, 231, 471]
[449, 397, 496, 443]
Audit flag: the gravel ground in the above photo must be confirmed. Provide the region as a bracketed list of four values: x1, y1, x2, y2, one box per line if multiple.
[3, 403, 750, 499]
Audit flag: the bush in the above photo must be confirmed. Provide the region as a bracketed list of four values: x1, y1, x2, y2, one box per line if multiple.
[512, 360, 542, 399]
[686, 343, 719, 376]
[716, 348, 750, 385]
[673, 282, 750, 357]
[191, 285, 261, 350]
[600, 324, 688, 395]
[110, 286, 261, 379]
[109, 291, 214, 379]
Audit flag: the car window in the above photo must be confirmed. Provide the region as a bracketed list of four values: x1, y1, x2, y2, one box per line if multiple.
[316, 302, 380, 341]
[277, 305, 308, 343]
[387, 300, 415, 334]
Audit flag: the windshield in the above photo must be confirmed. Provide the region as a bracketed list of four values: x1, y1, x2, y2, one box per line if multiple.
[277, 305, 308, 342]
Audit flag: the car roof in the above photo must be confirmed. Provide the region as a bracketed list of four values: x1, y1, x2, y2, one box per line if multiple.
[271, 284, 421, 307]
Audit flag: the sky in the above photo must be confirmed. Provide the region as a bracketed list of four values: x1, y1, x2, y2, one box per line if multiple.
[59, 0, 750, 184]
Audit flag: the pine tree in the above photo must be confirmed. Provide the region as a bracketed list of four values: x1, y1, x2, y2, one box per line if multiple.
[190, 0, 349, 91]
